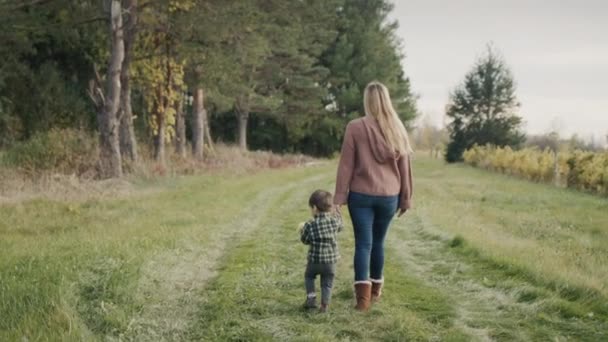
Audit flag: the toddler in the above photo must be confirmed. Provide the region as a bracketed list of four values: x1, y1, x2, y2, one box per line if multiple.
[300, 189, 343, 312]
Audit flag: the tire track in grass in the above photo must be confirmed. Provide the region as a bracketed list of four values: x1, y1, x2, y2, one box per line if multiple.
[186, 173, 328, 341]
[120, 173, 326, 341]
[390, 213, 554, 341]
[391, 212, 608, 341]
[188, 175, 471, 341]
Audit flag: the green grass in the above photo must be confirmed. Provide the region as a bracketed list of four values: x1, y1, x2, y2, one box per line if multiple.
[395, 156, 608, 340]
[1, 155, 607, 341]
[413, 156, 608, 295]
[0, 166, 327, 340]
[186, 176, 468, 341]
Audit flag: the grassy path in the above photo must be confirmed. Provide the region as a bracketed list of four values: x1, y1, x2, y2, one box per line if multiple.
[122, 178, 318, 340]
[186, 170, 469, 341]
[0, 166, 326, 341]
[2, 156, 607, 341]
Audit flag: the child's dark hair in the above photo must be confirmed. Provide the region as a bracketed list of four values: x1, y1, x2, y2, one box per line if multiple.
[309, 189, 333, 212]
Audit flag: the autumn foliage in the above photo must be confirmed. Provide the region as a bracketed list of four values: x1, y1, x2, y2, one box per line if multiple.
[463, 145, 608, 196]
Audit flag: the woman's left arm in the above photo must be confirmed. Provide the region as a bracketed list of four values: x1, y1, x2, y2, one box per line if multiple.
[397, 154, 413, 216]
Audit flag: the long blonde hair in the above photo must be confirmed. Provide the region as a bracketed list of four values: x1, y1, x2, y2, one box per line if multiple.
[363, 81, 413, 155]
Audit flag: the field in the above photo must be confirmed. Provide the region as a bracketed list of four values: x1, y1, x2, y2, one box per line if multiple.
[1, 156, 607, 341]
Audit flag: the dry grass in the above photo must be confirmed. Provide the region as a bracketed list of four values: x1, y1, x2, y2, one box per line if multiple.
[0, 144, 319, 204]
[203, 144, 316, 172]
[0, 167, 133, 204]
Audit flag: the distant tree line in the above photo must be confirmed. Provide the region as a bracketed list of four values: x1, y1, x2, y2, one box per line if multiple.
[0, 0, 417, 177]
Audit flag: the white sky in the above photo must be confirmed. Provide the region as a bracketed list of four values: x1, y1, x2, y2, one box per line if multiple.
[391, 0, 608, 143]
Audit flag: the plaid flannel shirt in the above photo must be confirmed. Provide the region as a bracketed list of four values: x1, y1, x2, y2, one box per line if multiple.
[300, 212, 343, 264]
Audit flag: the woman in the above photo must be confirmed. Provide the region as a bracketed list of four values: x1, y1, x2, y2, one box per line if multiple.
[334, 81, 414, 311]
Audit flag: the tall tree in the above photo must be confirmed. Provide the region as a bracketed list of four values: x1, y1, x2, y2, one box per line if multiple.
[133, 0, 191, 166]
[192, 88, 205, 160]
[96, 0, 124, 177]
[119, 0, 139, 162]
[262, 0, 340, 152]
[174, 89, 187, 158]
[445, 44, 525, 163]
[230, 1, 278, 151]
[323, 0, 417, 119]
[200, 0, 342, 153]
[205, 0, 417, 156]
[316, 0, 417, 155]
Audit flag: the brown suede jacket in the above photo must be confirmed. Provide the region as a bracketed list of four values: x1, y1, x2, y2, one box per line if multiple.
[334, 116, 413, 210]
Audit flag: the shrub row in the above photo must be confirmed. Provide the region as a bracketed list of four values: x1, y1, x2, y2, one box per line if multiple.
[1, 128, 98, 176]
[0, 129, 316, 179]
[463, 145, 608, 196]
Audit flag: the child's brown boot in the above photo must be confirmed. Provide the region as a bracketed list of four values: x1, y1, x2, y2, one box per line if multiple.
[354, 281, 372, 311]
[371, 278, 383, 302]
[319, 303, 329, 313]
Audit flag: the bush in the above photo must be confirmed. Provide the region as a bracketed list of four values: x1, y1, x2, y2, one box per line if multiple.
[463, 145, 608, 196]
[2, 128, 98, 176]
[567, 151, 608, 194]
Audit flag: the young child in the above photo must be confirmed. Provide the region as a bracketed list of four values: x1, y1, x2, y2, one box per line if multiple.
[300, 189, 343, 313]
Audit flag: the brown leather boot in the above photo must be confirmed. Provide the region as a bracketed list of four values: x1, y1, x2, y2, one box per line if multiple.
[371, 278, 383, 302]
[354, 281, 372, 311]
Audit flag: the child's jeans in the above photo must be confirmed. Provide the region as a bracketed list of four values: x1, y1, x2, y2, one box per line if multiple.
[305, 263, 336, 305]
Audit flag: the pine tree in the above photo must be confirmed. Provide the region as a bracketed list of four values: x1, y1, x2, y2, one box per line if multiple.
[317, 0, 417, 155]
[445, 44, 525, 163]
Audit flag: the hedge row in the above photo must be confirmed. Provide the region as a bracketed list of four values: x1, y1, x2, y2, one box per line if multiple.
[463, 145, 608, 196]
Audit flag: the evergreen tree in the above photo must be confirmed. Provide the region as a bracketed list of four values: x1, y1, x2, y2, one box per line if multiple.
[445, 45, 525, 163]
[317, 0, 418, 154]
[252, 0, 340, 152]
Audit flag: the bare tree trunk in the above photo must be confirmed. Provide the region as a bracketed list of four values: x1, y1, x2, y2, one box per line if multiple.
[192, 88, 204, 160]
[98, 0, 124, 178]
[154, 110, 166, 166]
[153, 39, 175, 168]
[237, 112, 248, 151]
[235, 95, 249, 151]
[203, 107, 214, 153]
[119, 0, 138, 162]
[119, 89, 137, 160]
[174, 93, 186, 158]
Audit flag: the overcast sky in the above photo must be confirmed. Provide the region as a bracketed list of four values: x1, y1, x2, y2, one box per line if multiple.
[391, 0, 608, 143]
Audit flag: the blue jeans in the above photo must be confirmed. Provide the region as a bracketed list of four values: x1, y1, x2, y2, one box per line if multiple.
[348, 191, 399, 281]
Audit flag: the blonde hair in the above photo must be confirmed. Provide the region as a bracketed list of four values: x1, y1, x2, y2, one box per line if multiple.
[363, 81, 413, 155]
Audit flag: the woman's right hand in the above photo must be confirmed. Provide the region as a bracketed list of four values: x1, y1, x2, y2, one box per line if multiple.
[335, 205, 342, 216]
[397, 208, 407, 217]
